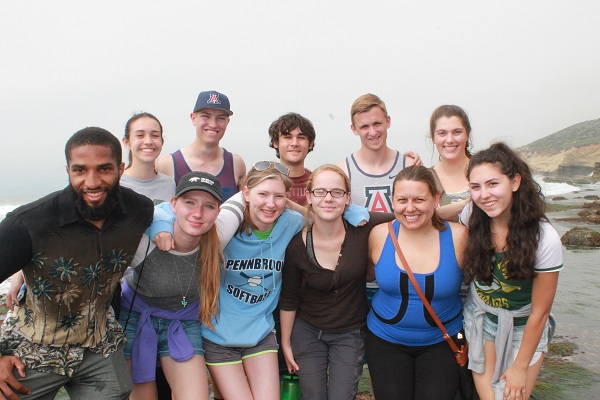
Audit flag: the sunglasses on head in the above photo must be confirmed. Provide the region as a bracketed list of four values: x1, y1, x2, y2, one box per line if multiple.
[252, 161, 289, 176]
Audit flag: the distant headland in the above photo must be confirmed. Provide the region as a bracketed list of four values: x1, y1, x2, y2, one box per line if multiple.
[517, 118, 600, 181]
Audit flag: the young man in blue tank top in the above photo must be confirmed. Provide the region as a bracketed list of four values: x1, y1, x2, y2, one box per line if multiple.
[156, 90, 246, 201]
[338, 93, 420, 213]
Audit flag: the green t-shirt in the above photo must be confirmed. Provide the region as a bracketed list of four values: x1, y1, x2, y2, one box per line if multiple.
[474, 221, 564, 326]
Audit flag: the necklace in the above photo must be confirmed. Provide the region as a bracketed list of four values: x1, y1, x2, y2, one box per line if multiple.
[306, 223, 345, 271]
[174, 254, 197, 307]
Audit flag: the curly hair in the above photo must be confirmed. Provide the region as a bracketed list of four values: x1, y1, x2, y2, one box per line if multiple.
[268, 113, 316, 158]
[65, 127, 122, 166]
[463, 142, 547, 284]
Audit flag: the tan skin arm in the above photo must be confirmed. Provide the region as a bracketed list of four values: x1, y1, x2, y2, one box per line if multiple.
[500, 271, 559, 400]
[437, 197, 471, 221]
[232, 153, 246, 191]
[280, 310, 300, 374]
[5, 272, 24, 310]
[155, 154, 175, 179]
[368, 223, 389, 268]
[448, 222, 468, 267]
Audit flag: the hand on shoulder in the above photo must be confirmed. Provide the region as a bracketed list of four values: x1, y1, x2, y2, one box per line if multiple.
[155, 154, 174, 179]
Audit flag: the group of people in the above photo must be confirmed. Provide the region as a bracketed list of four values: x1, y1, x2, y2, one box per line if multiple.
[0, 90, 562, 400]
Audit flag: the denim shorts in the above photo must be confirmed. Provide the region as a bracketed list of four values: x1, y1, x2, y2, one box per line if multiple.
[119, 309, 204, 359]
[465, 303, 549, 366]
[203, 331, 278, 365]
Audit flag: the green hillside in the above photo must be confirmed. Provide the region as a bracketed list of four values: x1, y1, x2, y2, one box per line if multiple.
[520, 118, 600, 151]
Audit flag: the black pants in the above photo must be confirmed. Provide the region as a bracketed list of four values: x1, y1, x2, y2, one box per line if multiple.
[366, 329, 459, 400]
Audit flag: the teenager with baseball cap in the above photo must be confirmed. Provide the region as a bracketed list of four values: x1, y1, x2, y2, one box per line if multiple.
[156, 90, 246, 201]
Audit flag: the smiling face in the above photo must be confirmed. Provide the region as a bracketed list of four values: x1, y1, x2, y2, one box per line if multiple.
[433, 116, 469, 161]
[123, 116, 163, 164]
[469, 162, 521, 224]
[243, 177, 288, 232]
[392, 179, 440, 231]
[351, 106, 390, 151]
[306, 170, 350, 223]
[67, 144, 123, 223]
[191, 108, 230, 144]
[274, 127, 313, 167]
[171, 190, 220, 242]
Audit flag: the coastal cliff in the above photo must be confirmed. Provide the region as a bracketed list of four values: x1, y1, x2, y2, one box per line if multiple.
[517, 118, 600, 177]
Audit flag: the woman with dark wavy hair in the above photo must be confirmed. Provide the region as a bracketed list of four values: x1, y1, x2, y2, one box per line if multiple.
[462, 142, 563, 400]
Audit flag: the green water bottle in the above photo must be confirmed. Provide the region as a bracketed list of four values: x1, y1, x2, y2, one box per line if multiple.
[280, 373, 300, 400]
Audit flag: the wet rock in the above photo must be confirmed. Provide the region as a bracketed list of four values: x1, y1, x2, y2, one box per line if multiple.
[583, 195, 600, 200]
[553, 196, 568, 201]
[561, 227, 600, 246]
[578, 209, 600, 224]
[582, 201, 600, 209]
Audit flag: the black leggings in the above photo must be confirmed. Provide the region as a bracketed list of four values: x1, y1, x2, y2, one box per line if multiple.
[366, 329, 459, 400]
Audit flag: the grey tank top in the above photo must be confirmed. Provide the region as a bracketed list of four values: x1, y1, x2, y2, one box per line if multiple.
[345, 151, 405, 213]
[126, 246, 200, 310]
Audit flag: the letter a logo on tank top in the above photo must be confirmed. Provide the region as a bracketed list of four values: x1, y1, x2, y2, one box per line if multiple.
[365, 186, 392, 213]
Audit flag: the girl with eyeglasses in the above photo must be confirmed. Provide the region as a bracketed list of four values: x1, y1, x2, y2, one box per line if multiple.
[279, 164, 394, 399]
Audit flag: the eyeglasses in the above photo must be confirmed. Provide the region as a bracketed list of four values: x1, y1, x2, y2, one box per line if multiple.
[252, 161, 289, 176]
[310, 188, 348, 198]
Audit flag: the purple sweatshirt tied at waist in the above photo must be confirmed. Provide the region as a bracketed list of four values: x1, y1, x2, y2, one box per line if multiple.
[121, 281, 200, 383]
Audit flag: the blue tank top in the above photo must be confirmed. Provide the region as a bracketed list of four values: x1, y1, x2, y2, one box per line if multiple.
[367, 220, 463, 346]
[171, 148, 238, 200]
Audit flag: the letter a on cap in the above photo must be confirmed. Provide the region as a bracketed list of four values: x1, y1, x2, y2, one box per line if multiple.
[207, 93, 221, 105]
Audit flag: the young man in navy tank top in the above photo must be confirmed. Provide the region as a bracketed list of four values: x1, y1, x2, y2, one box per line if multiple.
[156, 90, 246, 201]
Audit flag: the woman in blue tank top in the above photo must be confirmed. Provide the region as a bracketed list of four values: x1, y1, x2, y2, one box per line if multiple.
[366, 165, 468, 400]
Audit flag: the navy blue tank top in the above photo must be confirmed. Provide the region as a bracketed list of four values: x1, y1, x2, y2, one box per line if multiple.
[171, 148, 238, 200]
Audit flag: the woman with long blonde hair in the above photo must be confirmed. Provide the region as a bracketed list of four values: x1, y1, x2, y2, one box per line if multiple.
[120, 171, 224, 400]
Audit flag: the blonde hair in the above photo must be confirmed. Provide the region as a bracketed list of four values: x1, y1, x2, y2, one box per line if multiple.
[304, 164, 350, 223]
[171, 192, 223, 329]
[239, 166, 292, 235]
[350, 93, 388, 125]
[198, 224, 223, 329]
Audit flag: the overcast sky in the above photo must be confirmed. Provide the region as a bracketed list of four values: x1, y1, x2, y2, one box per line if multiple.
[1, 1, 599, 196]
